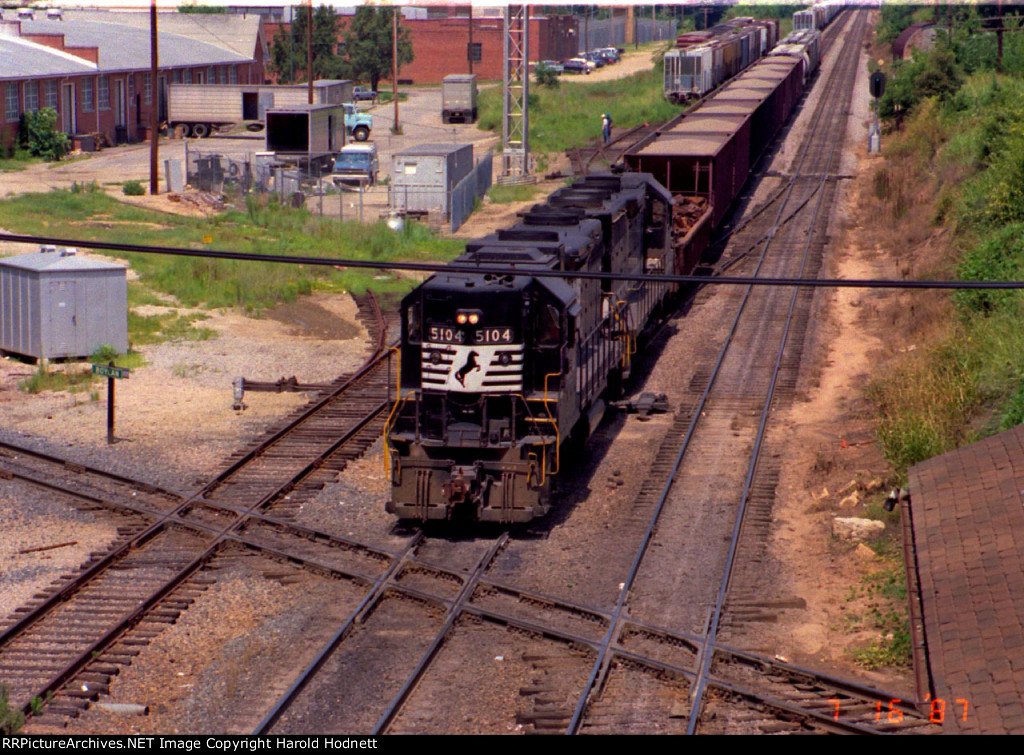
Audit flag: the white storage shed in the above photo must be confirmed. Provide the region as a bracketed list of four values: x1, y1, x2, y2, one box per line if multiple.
[0, 247, 128, 360]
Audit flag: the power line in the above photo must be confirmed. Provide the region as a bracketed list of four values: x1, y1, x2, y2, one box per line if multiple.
[3, 231, 1024, 291]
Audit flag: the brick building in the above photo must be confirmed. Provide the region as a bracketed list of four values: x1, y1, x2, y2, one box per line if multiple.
[1, 10, 265, 149]
[393, 13, 579, 84]
[262, 7, 579, 85]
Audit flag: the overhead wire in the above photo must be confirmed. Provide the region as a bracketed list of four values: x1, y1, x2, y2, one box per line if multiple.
[4, 231, 1024, 291]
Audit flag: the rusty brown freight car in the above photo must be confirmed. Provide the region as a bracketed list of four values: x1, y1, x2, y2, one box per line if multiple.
[625, 39, 814, 277]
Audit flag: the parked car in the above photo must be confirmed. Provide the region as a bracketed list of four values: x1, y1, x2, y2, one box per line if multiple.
[538, 60, 564, 75]
[332, 143, 379, 187]
[353, 86, 378, 103]
[583, 52, 606, 68]
[598, 47, 621, 63]
[562, 58, 591, 74]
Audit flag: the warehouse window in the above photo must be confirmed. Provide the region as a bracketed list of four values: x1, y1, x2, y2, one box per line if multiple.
[24, 81, 39, 112]
[218, 66, 227, 84]
[208, 67, 216, 84]
[144, 73, 152, 105]
[45, 80, 58, 110]
[82, 77, 94, 112]
[4, 83, 18, 123]
[98, 76, 110, 110]
[183, 69, 192, 84]
[229, 67, 238, 84]
[468, 42, 482, 62]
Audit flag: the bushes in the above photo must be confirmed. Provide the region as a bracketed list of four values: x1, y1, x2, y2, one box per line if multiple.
[19, 108, 69, 161]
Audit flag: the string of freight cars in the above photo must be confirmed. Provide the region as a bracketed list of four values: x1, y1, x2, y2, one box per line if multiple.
[2, 230, 1023, 291]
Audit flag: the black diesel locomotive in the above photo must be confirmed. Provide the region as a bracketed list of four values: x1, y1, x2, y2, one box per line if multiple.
[384, 24, 826, 523]
[385, 174, 675, 522]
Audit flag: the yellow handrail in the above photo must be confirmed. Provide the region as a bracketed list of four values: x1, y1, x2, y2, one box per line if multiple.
[383, 389, 418, 477]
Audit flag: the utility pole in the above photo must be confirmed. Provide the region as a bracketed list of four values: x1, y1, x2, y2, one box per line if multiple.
[997, 0, 1004, 74]
[468, 4, 473, 75]
[149, 0, 158, 196]
[306, 0, 313, 103]
[392, 8, 400, 133]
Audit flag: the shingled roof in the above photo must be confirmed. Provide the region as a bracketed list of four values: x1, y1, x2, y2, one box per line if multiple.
[907, 424, 1024, 734]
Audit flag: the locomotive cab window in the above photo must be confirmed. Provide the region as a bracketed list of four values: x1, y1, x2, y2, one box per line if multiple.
[406, 301, 422, 343]
[536, 304, 561, 348]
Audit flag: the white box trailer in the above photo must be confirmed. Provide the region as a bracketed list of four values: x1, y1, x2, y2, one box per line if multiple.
[442, 74, 478, 123]
[168, 80, 354, 138]
[265, 103, 347, 169]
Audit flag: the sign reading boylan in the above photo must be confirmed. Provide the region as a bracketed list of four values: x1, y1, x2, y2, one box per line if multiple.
[92, 364, 130, 380]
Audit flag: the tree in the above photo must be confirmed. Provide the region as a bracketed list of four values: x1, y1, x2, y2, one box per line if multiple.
[268, 5, 345, 84]
[340, 7, 413, 92]
[19, 108, 69, 161]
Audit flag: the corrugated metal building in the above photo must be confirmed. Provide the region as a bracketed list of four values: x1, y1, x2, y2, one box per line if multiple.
[0, 247, 127, 360]
[392, 143, 474, 217]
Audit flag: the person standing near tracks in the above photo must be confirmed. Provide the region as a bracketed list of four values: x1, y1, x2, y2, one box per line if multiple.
[602, 112, 613, 144]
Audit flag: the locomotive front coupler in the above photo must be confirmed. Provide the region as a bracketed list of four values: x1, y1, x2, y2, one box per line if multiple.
[440, 464, 486, 507]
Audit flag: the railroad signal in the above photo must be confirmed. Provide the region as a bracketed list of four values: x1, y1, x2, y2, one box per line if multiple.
[870, 71, 886, 99]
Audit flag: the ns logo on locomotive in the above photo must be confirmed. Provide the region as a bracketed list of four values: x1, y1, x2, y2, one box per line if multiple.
[385, 174, 677, 523]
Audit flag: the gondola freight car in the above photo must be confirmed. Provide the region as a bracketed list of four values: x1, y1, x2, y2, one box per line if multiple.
[629, 29, 819, 275]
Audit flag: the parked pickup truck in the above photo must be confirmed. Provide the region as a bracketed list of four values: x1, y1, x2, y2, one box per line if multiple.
[331, 143, 379, 186]
[344, 103, 372, 141]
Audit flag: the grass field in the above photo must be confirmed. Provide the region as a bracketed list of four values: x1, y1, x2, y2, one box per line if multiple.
[0, 185, 465, 318]
[476, 51, 681, 155]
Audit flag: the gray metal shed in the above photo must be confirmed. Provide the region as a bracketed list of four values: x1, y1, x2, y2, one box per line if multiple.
[0, 247, 128, 360]
[392, 143, 474, 217]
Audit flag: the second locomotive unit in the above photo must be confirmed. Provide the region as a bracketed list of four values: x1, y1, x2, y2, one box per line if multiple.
[385, 174, 675, 522]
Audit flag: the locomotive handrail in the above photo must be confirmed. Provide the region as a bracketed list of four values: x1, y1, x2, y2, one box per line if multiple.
[382, 390, 417, 477]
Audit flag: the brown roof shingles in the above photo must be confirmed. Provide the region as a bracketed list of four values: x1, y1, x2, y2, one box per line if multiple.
[908, 425, 1024, 733]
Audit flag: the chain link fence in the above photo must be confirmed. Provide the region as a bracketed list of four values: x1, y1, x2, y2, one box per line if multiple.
[179, 143, 493, 234]
[576, 16, 678, 53]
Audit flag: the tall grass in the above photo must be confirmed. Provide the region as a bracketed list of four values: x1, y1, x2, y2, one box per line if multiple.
[477, 61, 681, 155]
[869, 73, 1024, 476]
[0, 189, 464, 313]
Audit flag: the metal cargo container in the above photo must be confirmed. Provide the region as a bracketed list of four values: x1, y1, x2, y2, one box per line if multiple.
[392, 143, 474, 217]
[441, 75, 478, 123]
[269, 80, 355, 109]
[168, 80, 353, 137]
[0, 247, 127, 360]
[265, 103, 347, 167]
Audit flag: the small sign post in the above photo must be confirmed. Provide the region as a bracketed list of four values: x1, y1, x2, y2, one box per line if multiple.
[92, 361, 130, 444]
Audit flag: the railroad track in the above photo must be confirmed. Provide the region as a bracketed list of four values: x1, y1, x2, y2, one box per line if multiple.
[0, 293, 400, 726]
[2, 14, 934, 734]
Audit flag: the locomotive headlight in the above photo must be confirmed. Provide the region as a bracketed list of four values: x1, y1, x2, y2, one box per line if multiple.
[455, 309, 482, 326]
